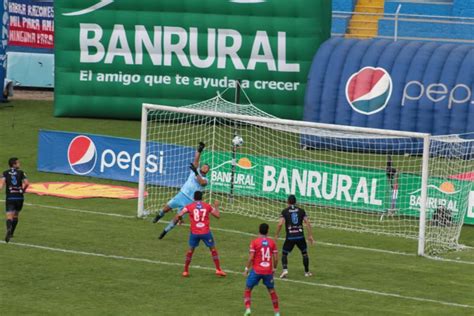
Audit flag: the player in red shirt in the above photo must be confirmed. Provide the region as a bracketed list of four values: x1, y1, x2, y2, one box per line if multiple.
[173, 191, 226, 277]
[243, 223, 280, 316]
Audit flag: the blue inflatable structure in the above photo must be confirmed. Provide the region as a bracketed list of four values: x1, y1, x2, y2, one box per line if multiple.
[303, 38, 474, 155]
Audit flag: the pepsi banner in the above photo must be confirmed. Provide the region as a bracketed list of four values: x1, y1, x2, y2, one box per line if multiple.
[305, 38, 474, 136]
[8, 0, 54, 52]
[37, 130, 194, 187]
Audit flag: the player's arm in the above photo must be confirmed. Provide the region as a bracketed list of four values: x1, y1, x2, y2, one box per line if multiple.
[304, 216, 315, 245]
[210, 200, 220, 219]
[189, 163, 208, 186]
[274, 217, 285, 240]
[244, 243, 255, 276]
[192, 142, 206, 168]
[22, 174, 30, 192]
[174, 207, 189, 224]
[0, 175, 5, 190]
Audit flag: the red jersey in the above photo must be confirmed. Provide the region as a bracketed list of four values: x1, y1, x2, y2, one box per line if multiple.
[249, 237, 277, 275]
[179, 201, 214, 235]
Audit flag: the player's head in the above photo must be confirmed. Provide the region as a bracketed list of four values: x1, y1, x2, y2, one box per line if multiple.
[200, 163, 210, 175]
[194, 191, 203, 201]
[8, 157, 19, 168]
[288, 195, 297, 205]
[259, 223, 269, 236]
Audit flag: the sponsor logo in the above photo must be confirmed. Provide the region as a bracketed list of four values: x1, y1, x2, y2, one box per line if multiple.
[402, 81, 473, 109]
[409, 182, 461, 213]
[63, 0, 114, 16]
[196, 223, 205, 228]
[260, 262, 270, 268]
[346, 68, 473, 115]
[67, 135, 164, 177]
[211, 157, 257, 187]
[262, 166, 383, 206]
[78, 24, 299, 73]
[346, 67, 393, 115]
[408, 181, 461, 195]
[68, 136, 98, 175]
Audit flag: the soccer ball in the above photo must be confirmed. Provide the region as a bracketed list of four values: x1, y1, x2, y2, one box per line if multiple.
[232, 135, 244, 147]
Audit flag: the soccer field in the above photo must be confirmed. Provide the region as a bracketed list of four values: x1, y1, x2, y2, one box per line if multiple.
[1, 100, 473, 315]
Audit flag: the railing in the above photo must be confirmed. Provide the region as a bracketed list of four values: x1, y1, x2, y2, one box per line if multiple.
[332, 6, 474, 44]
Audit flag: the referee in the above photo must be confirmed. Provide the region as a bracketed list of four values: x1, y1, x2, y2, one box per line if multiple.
[274, 195, 314, 278]
[0, 158, 29, 243]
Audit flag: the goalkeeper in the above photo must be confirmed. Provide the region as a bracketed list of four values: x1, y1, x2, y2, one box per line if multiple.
[153, 142, 209, 239]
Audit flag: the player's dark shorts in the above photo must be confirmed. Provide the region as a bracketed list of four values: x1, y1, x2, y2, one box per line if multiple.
[5, 199, 24, 213]
[246, 270, 275, 289]
[282, 237, 307, 254]
[189, 232, 215, 248]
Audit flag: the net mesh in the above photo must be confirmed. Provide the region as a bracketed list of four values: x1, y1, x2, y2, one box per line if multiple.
[142, 96, 474, 255]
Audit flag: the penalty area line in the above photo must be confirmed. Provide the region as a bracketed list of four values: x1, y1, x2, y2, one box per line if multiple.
[1, 240, 473, 310]
[13, 201, 474, 265]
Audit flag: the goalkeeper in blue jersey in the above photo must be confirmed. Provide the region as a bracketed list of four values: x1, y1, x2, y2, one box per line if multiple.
[153, 141, 209, 239]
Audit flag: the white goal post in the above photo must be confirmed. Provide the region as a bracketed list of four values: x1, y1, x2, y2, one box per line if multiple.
[138, 98, 473, 256]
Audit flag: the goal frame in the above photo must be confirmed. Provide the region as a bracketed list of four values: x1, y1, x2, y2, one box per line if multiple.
[138, 103, 431, 256]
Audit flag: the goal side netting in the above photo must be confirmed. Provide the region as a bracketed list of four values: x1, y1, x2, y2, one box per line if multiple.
[138, 96, 474, 256]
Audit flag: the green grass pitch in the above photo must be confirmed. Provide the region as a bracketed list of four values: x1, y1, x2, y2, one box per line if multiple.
[0, 100, 473, 315]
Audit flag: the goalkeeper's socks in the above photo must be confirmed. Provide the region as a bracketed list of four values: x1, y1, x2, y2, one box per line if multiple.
[11, 218, 18, 236]
[158, 230, 168, 240]
[303, 254, 309, 273]
[282, 254, 288, 270]
[269, 290, 279, 314]
[244, 289, 252, 310]
[210, 249, 221, 271]
[164, 221, 176, 233]
[184, 250, 193, 273]
[152, 210, 165, 223]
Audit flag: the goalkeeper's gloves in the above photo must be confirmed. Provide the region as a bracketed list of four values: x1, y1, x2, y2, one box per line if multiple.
[190, 163, 199, 176]
[197, 142, 206, 153]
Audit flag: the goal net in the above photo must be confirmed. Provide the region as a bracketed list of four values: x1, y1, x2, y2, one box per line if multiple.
[138, 96, 474, 256]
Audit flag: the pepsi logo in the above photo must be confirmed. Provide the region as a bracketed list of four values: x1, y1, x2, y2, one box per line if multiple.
[67, 136, 97, 175]
[346, 67, 393, 115]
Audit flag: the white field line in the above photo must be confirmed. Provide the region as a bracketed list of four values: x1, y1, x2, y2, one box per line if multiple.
[1, 240, 473, 310]
[9, 201, 474, 265]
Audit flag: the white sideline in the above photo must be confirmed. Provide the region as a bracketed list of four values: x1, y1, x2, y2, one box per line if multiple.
[1, 240, 473, 310]
[7, 201, 474, 265]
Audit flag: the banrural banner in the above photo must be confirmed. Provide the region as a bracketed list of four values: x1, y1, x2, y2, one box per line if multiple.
[54, 0, 331, 120]
[204, 152, 473, 224]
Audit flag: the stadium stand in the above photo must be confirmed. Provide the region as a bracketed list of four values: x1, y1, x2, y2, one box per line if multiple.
[332, 0, 474, 44]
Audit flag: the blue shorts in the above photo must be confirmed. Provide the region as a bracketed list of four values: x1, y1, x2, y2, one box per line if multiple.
[246, 270, 275, 289]
[167, 192, 193, 213]
[189, 232, 215, 248]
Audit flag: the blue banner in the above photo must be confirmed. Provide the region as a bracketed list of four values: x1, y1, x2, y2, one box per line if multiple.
[0, 0, 9, 102]
[37, 130, 194, 187]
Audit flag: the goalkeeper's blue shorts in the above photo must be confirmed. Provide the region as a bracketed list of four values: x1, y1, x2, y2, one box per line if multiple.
[167, 192, 193, 213]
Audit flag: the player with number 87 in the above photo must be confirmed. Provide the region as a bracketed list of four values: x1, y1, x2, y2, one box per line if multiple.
[174, 190, 226, 278]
